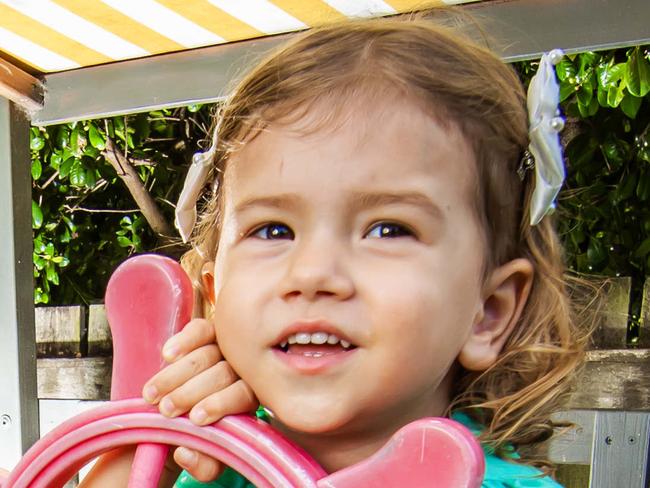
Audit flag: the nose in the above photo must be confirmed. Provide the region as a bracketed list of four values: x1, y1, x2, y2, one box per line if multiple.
[279, 234, 355, 302]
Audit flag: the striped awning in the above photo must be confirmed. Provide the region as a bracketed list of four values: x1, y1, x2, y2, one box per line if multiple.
[0, 0, 481, 74]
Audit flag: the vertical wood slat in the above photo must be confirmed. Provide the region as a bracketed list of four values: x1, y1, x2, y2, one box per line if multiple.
[639, 277, 650, 348]
[590, 277, 631, 349]
[88, 304, 111, 356]
[35, 306, 83, 356]
[590, 411, 650, 488]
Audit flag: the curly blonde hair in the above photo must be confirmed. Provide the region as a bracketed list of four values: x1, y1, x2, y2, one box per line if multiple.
[181, 15, 589, 469]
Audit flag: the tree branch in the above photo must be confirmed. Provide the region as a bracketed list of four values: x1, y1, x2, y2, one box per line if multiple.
[102, 137, 175, 239]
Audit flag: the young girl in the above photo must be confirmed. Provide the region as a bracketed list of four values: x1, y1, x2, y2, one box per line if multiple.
[85, 15, 586, 488]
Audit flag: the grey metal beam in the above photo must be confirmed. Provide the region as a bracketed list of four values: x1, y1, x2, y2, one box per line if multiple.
[32, 0, 650, 126]
[0, 98, 39, 467]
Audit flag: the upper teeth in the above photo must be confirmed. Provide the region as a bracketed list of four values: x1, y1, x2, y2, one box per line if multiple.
[283, 332, 351, 349]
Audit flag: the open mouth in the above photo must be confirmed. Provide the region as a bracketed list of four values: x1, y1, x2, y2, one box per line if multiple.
[274, 332, 358, 357]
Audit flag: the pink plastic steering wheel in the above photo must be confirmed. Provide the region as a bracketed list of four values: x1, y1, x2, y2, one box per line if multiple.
[3, 255, 485, 488]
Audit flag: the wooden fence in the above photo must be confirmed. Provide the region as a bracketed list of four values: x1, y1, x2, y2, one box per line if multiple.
[34, 277, 650, 487]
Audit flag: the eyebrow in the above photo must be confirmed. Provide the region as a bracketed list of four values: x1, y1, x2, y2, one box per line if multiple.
[233, 194, 302, 215]
[348, 191, 444, 221]
[233, 191, 444, 220]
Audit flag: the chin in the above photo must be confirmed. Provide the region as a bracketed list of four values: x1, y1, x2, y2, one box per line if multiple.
[266, 398, 355, 435]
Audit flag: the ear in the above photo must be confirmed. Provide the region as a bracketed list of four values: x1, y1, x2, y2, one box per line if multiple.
[458, 258, 534, 372]
[201, 261, 216, 305]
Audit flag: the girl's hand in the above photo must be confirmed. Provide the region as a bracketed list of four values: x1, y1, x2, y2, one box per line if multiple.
[142, 317, 257, 482]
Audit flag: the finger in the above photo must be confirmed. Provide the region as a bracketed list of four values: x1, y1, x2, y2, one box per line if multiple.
[161, 318, 216, 363]
[143, 344, 222, 404]
[189, 379, 258, 425]
[158, 360, 238, 417]
[174, 447, 224, 483]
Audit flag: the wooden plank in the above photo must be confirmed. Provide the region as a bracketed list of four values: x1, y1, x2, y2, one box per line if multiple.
[88, 304, 111, 356]
[0, 58, 43, 114]
[591, 411, 650, 488]
[549, 410, 595, 465]
[567, 349, 650, 410]
[37, 357, 111, 400]
[555, 465, 591, 488]
[35, 305, 84, 357]
[640, 277, 650, 348]
[590, 277, 630, 349]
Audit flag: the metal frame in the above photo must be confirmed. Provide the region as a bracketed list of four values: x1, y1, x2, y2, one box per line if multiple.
[1, 0, 650, 473]
[31, 0, 650, 126]
[0, 98, 39, 467]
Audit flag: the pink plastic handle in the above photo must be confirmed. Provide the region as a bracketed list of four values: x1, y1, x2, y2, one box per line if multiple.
[105, 254, 193, 487]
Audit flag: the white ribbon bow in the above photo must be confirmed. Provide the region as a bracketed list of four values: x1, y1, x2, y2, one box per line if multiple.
[527, 49, 566, 225]
[174, 126, 219, 243]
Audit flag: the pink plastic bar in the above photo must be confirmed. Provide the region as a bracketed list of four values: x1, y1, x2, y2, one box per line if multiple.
[105, 254, 193, 487]
[6, 400, 483, 488]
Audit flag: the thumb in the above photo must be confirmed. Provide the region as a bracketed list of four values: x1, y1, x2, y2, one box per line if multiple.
[174, 447, 225, 483]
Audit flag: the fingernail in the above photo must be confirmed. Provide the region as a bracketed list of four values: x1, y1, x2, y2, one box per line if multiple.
[162, 341, 179, 361]
[159, 397, 176, 417]
[176, 447, 197, 468]
[142, 385, 158, 403]
[190, 407, 207, 425]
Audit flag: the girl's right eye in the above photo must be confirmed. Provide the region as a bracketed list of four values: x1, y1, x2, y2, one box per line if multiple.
[250, 223, 294, 240]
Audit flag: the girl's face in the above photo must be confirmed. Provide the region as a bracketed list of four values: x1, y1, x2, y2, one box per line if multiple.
[210, 100, 486, 445]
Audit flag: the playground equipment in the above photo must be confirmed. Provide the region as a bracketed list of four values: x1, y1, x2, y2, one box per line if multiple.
[2, 255, 485, 487]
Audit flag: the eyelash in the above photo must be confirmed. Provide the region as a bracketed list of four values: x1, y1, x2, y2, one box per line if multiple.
[365, 222, 415, 239]
[250, 223, 294, 240]
[248, 222, 414, 240]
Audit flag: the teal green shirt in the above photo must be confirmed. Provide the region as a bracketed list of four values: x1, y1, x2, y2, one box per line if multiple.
[174, 413, 562, 488]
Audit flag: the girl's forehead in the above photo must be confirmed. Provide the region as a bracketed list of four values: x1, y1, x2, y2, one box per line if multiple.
[222, 99, 477, 204]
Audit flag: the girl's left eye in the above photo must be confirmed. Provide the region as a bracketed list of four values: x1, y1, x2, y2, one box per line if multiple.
[365, 222, 414, 239]
[250, 223, 294, 240]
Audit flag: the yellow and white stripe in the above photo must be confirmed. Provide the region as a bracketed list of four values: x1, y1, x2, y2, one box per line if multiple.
[0, 0, 483, 73]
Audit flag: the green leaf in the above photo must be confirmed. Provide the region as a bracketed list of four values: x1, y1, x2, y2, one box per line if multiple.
[69, 160, 86, 186]
[49, 151, 63, 168]
[30, 135, 45, 151]
[578, 52, 599, 73]
[634, 238, 650, 258]
[31, 200, 43, 229]
[620, 93, 642, 119]
[59, 157, 74, 178]
[625, 47, 650, 97]
[117, 236, 132, 247]
[576, 85, 593, 107]
[55, 126, 70, 148]
[187, 104, 202, 113]
[607, 78, 627, 107]
[45, 263, 59, 285]
[556, 59, 576, 82]
[598, 61, 625, 89]
[33, 255, 46, 271]
[636, 171, 650, 201]
[88, 123, 106, 150]
[31, 158, 43, 180]
[601, 136, 629, 169]
[578, 96, 599, 117]
[85, 168, 97, 188]
[34, 288, 49, 305]
[587, 238, 607, 267]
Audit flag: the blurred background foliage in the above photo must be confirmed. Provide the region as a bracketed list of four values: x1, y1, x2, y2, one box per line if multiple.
[516, 44, 650, 340]
[30, 104, 213, 305]
[31, 46, 650, 339]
